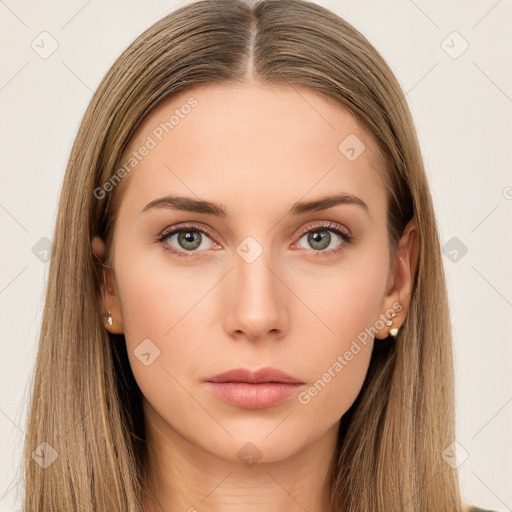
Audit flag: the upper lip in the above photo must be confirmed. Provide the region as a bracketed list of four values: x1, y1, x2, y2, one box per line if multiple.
[205, 367, 304, 384]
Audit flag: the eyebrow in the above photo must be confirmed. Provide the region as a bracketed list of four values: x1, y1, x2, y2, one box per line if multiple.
[140, 193, 370, 217]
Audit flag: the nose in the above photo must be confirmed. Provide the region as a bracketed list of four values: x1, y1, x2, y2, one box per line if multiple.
[222, 246, 289, 343]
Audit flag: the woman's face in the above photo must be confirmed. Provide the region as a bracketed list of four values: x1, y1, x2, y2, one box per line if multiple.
[94, 81, 408, 464]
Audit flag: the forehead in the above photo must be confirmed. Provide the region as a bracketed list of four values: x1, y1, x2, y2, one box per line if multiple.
[115, 81, 387, 222]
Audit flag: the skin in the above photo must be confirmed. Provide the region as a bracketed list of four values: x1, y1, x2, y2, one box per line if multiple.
[92, 80, 418, 512]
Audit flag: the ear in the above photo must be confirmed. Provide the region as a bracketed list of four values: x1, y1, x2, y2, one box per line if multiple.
[91, 235, 124, 334]
[375, 217, 419, 340]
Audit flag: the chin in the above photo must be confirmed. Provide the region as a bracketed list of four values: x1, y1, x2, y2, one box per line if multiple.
[196, 422, 318, 466]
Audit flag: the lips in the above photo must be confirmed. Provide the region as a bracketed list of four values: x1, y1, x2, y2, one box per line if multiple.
[204, 367, 305, 409]
[205, 367, 304, 385]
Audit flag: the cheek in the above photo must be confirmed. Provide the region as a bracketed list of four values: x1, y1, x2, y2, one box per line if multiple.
[290, 286, 378, 430]
[112, 250, 220, 402]
[289, 264, 385, 419]
[114, 245, 212, 341]
[115, 274, 202, 426]
[292, 256, 385, 353]
[296, 356, 372, 447]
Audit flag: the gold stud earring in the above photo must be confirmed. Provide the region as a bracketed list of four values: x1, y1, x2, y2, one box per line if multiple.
[105, 310, 113, 327]
[385, 311, 399, 338]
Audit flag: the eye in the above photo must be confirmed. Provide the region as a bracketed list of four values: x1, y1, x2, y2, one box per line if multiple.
[156, 223, 218, 258]
[294, 221, 354, 257]
[156, 221, 354, 259]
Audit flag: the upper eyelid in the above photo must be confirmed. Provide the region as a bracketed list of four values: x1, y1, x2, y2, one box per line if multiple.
[159, 222, 216, 240]
[159, 220, 351, 241]
[295, 220, 351, 237]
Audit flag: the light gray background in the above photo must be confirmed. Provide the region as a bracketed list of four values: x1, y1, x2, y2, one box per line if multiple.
[1, 0, 511, 510]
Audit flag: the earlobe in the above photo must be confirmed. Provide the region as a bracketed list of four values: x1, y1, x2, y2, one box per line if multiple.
[103, 309, 124, 334]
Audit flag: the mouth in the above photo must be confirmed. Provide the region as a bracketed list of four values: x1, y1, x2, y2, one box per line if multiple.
[204, 367, 305, 409]
[205, 366, 304, 385]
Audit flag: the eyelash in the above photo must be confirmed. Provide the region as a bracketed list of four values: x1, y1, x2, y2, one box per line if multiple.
[156, 221, 354, 259]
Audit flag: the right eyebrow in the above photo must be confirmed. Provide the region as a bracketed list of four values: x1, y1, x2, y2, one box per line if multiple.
[140, 195, 227, 217]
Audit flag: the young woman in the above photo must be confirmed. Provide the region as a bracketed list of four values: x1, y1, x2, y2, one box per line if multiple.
[22, 0, 496, 510]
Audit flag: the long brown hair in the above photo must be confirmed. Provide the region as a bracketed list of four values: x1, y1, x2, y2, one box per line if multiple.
[23, 0, 466, 510]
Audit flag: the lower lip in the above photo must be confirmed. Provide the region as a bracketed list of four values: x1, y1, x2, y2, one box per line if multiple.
[204, 382, 303, 409]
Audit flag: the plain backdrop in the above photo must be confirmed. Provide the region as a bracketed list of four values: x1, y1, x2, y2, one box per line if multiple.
[0, 0, 511, 510]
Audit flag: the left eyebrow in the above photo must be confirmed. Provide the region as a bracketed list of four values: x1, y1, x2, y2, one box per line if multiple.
[290, 193, 370, 217]
[140, 192, 370, 217]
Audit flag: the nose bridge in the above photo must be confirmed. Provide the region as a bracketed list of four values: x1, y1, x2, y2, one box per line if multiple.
[225, 238, 287, 339]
